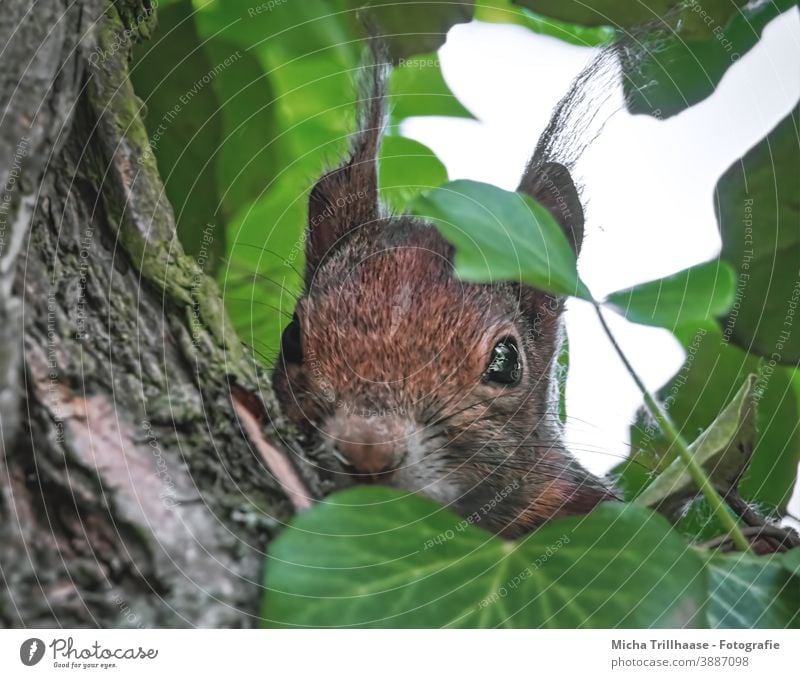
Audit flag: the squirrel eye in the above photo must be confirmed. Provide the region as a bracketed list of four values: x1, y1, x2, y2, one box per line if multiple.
[484, 337, 521, 385]
[280, 313, 303, 365]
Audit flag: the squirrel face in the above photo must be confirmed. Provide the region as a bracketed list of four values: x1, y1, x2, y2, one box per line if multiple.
[271, 62, 615, 536]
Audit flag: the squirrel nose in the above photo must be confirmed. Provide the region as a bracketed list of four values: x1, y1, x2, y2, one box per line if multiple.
[334, 439, 400, 476]
[325, 413, 408, 478]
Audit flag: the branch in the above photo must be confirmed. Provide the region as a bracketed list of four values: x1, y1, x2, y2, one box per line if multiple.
[593, 303, 753, 553]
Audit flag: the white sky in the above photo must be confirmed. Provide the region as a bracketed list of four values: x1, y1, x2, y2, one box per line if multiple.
[402, 10, 800, 494]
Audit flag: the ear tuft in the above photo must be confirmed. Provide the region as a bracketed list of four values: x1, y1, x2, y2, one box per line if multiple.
[517, 161, 584, 254]
[305, 46, 388, 280]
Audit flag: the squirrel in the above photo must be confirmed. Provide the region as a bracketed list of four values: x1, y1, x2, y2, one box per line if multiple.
[271, 44, 619, 538]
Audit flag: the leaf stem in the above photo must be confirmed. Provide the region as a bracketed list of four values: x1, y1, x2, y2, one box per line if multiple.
[593, 303, 752, 553]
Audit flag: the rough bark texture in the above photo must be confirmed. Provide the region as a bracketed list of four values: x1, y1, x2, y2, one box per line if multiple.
[0, 0, 333, 628]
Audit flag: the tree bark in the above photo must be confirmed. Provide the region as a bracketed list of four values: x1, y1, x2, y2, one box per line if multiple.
[0, 0, 333, 628]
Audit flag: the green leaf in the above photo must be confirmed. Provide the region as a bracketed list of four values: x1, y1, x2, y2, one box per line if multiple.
[201, 39, 282, 222]
[634, 375, 756, 508]
[514, 0, 746, 34]
[193, 0, 359, 67]
[782, 548, 800, 578]
[379, 136, 448, 212]
[410, 180, 590, 298]
[388, 52, 475, 121]
[192, 0, 363, 360]
[704, 552, 800, 628]
[605, 260, 736, 329]
[514, 1, 796, 118]
[220, 172, 306, 363]
[618, 323, 800, 513]
[262, 488, 707, 628]
[715, 105, 800, 364]
[346, 0, 475, 62]
[622, 0, 796, 118]
[476, 0, 614, 46]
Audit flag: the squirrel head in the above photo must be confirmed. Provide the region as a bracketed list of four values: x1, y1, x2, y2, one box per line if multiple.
[272, 60, 615, 536]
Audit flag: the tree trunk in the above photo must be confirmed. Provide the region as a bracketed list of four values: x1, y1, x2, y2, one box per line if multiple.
[0, 0, 333, 628]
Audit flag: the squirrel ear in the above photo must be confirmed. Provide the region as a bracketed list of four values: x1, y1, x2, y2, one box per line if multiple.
[517, 161, 584, 255]
[305, 60, 386, 280]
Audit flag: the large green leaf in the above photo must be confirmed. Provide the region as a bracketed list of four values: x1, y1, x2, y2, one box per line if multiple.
[634, 375, 755, 508]
[515, 1, 746, 34]
[345, 0, 475, 62]
[622, 0, 796, 118]
[191, 1, 360, 357]
[389, 52, 475, 121]
[411, 180, 590, 298]
[514, 1, 795, 118]
[201, 39, 282, 222]
[605, 260, 736, 329]
[379, 136, 448, 212]
[180, 1, 465, 361]
[263, 488, 707, 628]
[193, 0, 359, 66]
[783, 547, 800, 577]
[704, 552, 800, 628]
[618, 323, 800, 514]
[476, 0, 614, 46]
[715, 105, 800, 364]
[220, 169, 307, 362]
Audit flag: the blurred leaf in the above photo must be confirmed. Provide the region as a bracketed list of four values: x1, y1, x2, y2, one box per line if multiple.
[605, 260, 735, 329]
[193, 0, 358, 66]
[193, 1, 361, 357]
[704, 552, 800, 628]
[263, 488, 707, 628]
[476, 0, 614, 46]
[379, 136, 448, 212]
[514, 0, 746, 35]
[622, 0, 796, 118]
[782, 547, 800, 577]
[411, 180, 590, 298]
[130, 0, 224, 266]
[202, 39, 282, 221]
[617, 323, 800, 513]
[220, 171, 306, 363]
[674, 495, 740, 542]
[347, 0, 475, 62]
[389, 52, 475, 121]
[634, 375, 755, 508]
[715, 104, 800, 364]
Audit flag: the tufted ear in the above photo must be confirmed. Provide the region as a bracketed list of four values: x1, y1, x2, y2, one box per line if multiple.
[517, 160, 584, 255]
[305, 59, 386, 281]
